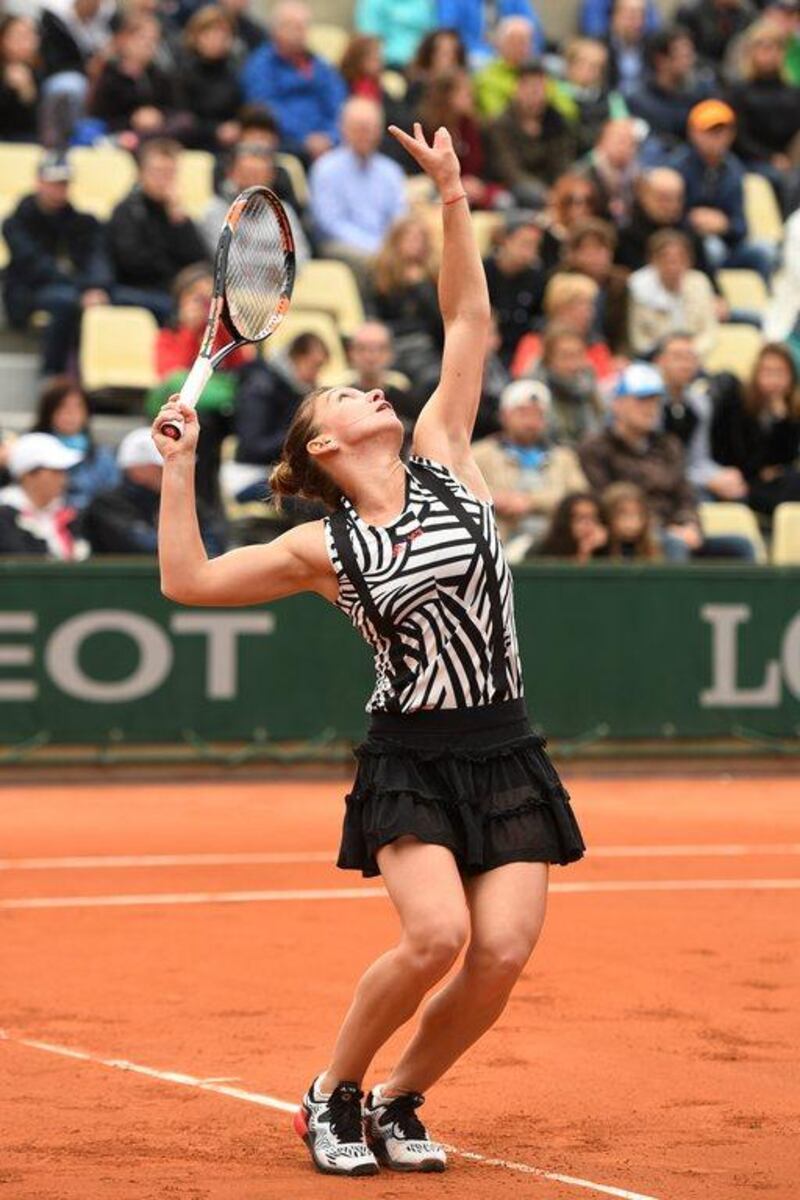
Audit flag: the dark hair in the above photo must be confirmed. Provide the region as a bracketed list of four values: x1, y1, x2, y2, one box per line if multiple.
[746, 342, 800, 419]
[517, 59, 547, 80]
[418, 69, 471, 133]
[411, 27, 466, 75]
[236, 103, 280, 137]
[645, 24, 693, 70]
[566, 217, 617, 252]
[654, 329, 696, 357]
[339, 33, 381, 86]
[32, 376, 93, 449]
[287, 331, 330, 361]
[269, 387, 342, 510]
[647, 227, 693, 262]
[137, 136, 182, 166]
[537, 492, 604, 557]
[601, 482, 661, 560]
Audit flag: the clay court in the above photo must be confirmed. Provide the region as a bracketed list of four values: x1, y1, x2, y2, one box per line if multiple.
[1, 772, 799, 1200]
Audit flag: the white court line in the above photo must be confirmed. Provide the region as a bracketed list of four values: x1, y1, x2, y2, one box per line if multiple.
[0, 1030, 662, 1200]
[2, 878, 799, 911]
[2, 843, 800, 871]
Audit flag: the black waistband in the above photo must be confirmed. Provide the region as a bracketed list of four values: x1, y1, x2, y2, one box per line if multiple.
[368, 698, 528, 738]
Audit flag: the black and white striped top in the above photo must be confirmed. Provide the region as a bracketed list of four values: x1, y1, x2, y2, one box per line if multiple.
[324, 455, 524, 714]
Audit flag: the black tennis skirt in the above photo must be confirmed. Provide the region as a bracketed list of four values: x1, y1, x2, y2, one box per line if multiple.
[337, 698, 586, 878]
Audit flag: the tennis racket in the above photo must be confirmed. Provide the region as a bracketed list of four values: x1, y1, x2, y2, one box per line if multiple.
[158, 185, 295, 440]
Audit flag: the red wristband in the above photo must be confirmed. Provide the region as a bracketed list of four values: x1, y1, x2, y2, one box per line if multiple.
[443, 192, 468, 206]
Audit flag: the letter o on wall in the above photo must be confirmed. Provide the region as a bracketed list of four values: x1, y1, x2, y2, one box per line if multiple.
[45, 610, 173, 702]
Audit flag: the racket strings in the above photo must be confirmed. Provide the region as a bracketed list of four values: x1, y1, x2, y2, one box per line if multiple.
[225, 192, 291, 341]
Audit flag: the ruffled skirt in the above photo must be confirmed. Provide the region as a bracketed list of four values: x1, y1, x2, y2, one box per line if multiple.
[337, 699, 586, 878]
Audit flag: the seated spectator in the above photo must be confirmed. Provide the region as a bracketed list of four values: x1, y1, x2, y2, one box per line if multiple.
[728, 20, 800, 211]
[605, 0, 649, 99]
[485, 61, 576, 207]
[177, 5, 243, 153]
[368, 215, 443, 379]
[579, 362, 753, 558]
[472, 379, 589, 547]
[601, 480, 661, 557]
[417, 70, 492, 208]
[540, 171, 603, 270]
[616, 166, 711, 276]
[582, 0, 660, 39]
[563, 218, 630, 353]
[438, 0, 544, 66]
[0, 15, 41, 142]
[711, 342, 800, 514]
[215, 0, 267, 66]
[512, 274, 616, 381]
[354, 0, 437, 69]
[309, 97, 407, 283]
[31, 377, 120, 509]
[535, 490, 609, 560]
[579, 116, 640, 224]
[477, 314, 513, 437]
[628, 25, 714, 152]
[655, 331, 747, 500]
[241, 1, 347, 162]
[107, 137, 208, 324]
[474, 16, 536, 117]
[3, 153, 111, 376]
[677, 0, 757, 69]
[345, 321, 411, 418]
[84, 426, 225, 554]
[628, 229, 718, 359]
[201, 145, 310, 266]
[483, 210, 547, 366]
[89, 14, 181, 143]
[764, 203, 800, 354]
[0, 432, 88, 558]
[527, 325, 604, 442]
[38, 0, 115, 146]
[671, 99, 773, 280]
[339, 33, 384, 101]
[554, 38, 629, 157]
[406, 27, 467, 109]
[229, 104, 304, 212]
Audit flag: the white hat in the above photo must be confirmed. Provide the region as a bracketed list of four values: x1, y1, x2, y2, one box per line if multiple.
[117, 427, 164, 470]
[8, 432, 83, 479]
[500, 379, 552, 412]
[615, 362, 664, 399]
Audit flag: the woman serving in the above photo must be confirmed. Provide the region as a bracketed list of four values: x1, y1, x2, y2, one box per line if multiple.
[154, 124, 586, 1178]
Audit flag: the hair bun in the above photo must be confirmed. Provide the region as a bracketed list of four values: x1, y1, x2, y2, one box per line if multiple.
[269, 458, 300, 499]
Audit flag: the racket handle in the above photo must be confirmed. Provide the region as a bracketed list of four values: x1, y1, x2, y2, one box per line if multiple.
[158, 357, 213, 441]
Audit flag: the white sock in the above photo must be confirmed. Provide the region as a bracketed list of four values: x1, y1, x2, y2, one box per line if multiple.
[370, 1082, 390, 1106]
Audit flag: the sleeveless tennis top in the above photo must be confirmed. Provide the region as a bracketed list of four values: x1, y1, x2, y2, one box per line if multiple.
[324, 455, 524, 714]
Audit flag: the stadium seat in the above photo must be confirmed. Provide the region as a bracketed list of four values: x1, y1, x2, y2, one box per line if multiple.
[307, 22, 349, 64]
[0, 143, 40, 210]
[69, 145, 137, 218]
[704, 323, 763, 381]
[292, 259, 365, 336]
[771, 503, 800, 565]
[267, 309, 347, 383]
[80, 305, 158, 393]
[471, 211, 504, 256]
[743, 173, 783, 243]
[717, 269, 769, 315]
[275, 152, 309, 208]
[0, 197, 12, 270]
[698, 502, 767, 563]
[381, 70, 408, 100]
[177, 149, 215, 218]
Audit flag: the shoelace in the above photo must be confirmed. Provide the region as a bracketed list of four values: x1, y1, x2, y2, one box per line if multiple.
[378, 1092, 427, 1140]
[324, 1082, 366, 1144]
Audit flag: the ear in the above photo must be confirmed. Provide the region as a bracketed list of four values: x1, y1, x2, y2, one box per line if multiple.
[307, 434, 337, 459]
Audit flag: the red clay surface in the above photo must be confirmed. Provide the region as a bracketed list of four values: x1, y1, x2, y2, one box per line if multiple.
[1, 775, 799, 1200]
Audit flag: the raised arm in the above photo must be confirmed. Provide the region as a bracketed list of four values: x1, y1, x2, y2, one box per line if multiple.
[389, 124, 491, 493]
[154, 400, 337, 607]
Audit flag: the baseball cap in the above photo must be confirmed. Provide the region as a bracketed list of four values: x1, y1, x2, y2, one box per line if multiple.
[8, 432, 83, 478]
[37, 151, 72, 183]
[615, 363, 664, 399]
[117, 427, 164, 469]
[688, 99, 736, 132]
[500, 379, 552, 412]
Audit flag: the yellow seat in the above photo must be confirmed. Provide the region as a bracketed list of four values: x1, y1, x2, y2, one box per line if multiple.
[80, 305, 159, 392]
[471, 210, 504, 256]
[698, 502, 767, 563]
[292, 259, 365, 336]
[0, 143, 40, 209]
[266, 309, 347, 384]
[308, 22, 350, 64]
[275, 152, 309, 208]
[381, 69, 408, 101]
[771, 502, 800, 565]
[70, 145, 137, 218]
[743, 173, 783, 243]
[177, 149, 215, 218]
[703, 324, 763, 381]
[717, 269, 770, 315]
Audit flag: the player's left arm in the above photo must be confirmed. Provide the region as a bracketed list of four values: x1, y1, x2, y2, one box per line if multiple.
[389, 123, 492, 500]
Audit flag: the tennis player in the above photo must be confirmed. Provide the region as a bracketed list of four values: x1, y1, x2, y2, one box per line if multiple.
[154, 123, 586, 1178]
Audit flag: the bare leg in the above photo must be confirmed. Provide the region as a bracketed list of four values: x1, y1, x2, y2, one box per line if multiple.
[382, 862, 548, 1096]
[318, 839, 469, 1092]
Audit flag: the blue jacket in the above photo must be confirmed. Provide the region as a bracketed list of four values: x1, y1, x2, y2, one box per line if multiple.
[627, 75, 714, 142]
[355, 0, 437, 65]
[437, 0, 544, 60]
[580, 0, 659, 37]
[67, 445, 120, 510]
[670, 144, 747, 246]
[240, 44, 347, 154]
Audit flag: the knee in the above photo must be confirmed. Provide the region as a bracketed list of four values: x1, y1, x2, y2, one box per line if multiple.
[402, 916, 469, 982]
[466, 934, 539, 994]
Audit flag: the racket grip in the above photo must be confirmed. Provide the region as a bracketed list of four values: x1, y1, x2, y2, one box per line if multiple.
[179, 356, 214, 410]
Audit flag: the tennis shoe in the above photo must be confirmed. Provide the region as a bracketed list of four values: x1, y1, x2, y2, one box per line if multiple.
[364, 1086, 447, 1172]
[293, 1076, 379, 1176]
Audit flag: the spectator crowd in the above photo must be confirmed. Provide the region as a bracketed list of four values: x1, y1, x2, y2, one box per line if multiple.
[1, 0, 799, 562]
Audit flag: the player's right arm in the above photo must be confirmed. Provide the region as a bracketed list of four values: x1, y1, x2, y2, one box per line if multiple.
[155, 400, 338, 607]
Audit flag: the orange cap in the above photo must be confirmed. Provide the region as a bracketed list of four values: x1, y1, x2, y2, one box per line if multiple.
[688, 99, 736, 131]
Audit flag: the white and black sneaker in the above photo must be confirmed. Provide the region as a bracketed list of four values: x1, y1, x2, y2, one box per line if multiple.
[293, 1076, 380, 1176]
[364, 1086, 447, 1172]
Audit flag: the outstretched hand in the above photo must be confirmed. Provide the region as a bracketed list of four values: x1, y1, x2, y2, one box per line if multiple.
[388, 122, 463, 201]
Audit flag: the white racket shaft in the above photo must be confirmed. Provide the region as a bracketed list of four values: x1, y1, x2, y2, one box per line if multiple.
[159, 357, 214, 440]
